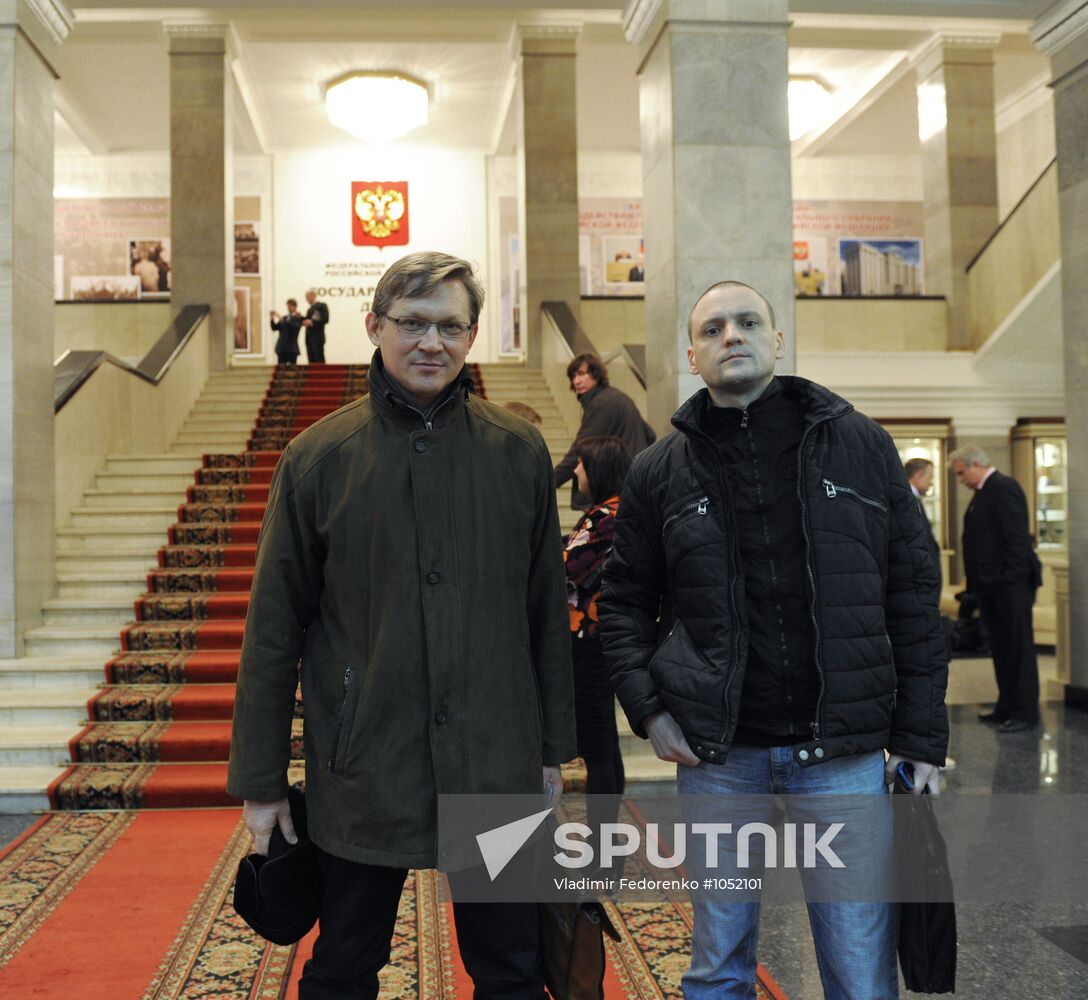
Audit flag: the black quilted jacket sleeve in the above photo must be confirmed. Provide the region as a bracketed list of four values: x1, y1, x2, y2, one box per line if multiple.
[599, 451, 668, 738]
[880, 434, 949, 764]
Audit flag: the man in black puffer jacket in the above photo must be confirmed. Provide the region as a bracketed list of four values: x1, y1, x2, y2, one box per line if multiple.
[599, 280, 948, 999]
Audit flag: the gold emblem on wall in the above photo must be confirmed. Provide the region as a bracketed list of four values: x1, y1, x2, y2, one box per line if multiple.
[352, 182, 409, 246]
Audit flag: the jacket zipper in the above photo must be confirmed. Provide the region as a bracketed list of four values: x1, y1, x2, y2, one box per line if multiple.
[661, 497, 709, 534]
[326, 666, 355, 772]
[821, 479, 888, 514]
[799, 421, 837, 744]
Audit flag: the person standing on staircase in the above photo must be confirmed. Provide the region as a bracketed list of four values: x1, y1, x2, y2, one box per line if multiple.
[269, 299, 303, 365]
[302, 288, 329, 364]
[228, 251, 575, 1000]
[554, 352, 656, 508]
[599, 280, 949, 999]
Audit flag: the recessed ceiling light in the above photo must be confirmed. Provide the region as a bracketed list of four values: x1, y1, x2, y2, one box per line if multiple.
[325, 71, 429, 144]
[788, 76, 834, 142]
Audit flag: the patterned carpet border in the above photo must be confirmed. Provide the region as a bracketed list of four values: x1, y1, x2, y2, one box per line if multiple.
[0, 812, 136, 968]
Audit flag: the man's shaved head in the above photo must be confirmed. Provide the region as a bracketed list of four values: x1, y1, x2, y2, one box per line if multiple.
[688, 281, 777, 342]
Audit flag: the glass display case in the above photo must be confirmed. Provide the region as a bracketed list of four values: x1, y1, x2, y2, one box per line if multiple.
[1010, 419, 1067, 550]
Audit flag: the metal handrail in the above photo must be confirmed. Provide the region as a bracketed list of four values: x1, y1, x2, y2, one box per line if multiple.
[53, 304, 210, 413]
[540, 301, 647, 389]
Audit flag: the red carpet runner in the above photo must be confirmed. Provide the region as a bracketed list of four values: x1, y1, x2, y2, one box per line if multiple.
[0, 807, 786, 999]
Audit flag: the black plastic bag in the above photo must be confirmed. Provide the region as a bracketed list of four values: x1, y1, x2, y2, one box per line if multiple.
[894, 770, 957, 993]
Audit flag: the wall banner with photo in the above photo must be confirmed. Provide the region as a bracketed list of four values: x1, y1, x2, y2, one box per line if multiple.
[792, 200, 925, 297]
[55, 198, 172, 301]
[55, 197, 262, 306]
[234, 222, 260, 275]
[578, 199, 644, 296]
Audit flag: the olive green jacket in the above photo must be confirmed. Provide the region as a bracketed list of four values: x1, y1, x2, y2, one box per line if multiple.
[226, 361, 577, 868]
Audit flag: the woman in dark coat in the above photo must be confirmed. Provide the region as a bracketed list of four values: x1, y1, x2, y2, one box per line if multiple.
[563, 435, 631, 862]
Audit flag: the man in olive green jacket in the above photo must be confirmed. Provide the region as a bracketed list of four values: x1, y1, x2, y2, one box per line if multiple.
[227, 252, 576, 998]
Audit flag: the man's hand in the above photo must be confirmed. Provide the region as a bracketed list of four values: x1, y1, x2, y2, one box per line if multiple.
[543, 765, 563, 807]
[885, 755, 940, 796]
[645, 711, 700, 766]
[302, 319, 313, 327]
[243, 798, 298, 856]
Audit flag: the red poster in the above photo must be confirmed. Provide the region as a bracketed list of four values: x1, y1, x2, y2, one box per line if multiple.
[351, 181, 409, 247]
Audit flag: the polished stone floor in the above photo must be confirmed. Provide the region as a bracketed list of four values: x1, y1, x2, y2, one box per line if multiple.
[756, 653, 1088, 999]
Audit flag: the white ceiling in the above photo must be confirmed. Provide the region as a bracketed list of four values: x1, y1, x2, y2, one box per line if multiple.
[53, 3, 1048, 161]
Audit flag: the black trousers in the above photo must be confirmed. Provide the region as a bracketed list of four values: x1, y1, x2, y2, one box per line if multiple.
[276, 351, 297, 365]
[306, 334, 326, 364]
[299, 848, 545, 1000]
[978, 584, 1040, 724]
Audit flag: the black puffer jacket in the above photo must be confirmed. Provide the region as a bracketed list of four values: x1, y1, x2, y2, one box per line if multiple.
[599, 376, 948, 768]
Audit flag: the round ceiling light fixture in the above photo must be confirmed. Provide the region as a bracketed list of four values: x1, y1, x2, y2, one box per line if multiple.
[787, 76, 834, 142]
[325, 71, 429, 144]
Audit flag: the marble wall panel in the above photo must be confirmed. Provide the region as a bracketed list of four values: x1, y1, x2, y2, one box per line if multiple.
[0, 25, 55, 655]
[670, 28, 788, 148]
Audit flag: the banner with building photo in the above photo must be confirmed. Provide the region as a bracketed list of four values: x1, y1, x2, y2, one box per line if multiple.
[838, 239, 923, 297]
[792, 200, 924, 296]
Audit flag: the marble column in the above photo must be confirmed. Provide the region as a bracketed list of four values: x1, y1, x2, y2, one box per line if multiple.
[0, 0, 69, 656]
[1033, 1, 1088, 707]
[167, 22, 233, 372]
[624, 0, 794, 432]
[516, 25, 581, 369]
[914, 34, 1000, 351]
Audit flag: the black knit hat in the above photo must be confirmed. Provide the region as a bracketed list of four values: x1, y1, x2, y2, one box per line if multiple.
[233, 786, 323, 945]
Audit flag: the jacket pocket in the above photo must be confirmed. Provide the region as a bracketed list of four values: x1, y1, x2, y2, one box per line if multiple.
[661, 495, 710, 537]
[326, 666, 358, 774]
[821, 478, 887, 516]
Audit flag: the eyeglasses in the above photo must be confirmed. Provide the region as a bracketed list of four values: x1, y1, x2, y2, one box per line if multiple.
[382, 315, 473, 342]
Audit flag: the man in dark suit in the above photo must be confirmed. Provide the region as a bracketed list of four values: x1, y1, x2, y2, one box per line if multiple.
[270, 299, 303, 366]
[905, 457, 941, 590]
[951, 445, 1042, 732]
[302, 289, 329, 364]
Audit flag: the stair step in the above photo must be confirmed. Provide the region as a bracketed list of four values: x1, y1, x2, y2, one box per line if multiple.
[69, 507, 177, 529]
[95, 473, 195, 491]
[0, 688, 96, 726]
[82, 489, 189, 508]
[0, 656, 109, 689]
[41, 599, 135, 627]
[22, 627, 120, 658]
[57, 574, 147, 599]
[0, 727, 79, 766]
[56, 529, 165, 555]
[105, 455, 203, 474]
[0, 766, 62, 812]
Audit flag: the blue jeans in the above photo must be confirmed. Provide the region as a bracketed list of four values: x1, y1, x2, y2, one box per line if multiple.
[676, 747, 897, 1000]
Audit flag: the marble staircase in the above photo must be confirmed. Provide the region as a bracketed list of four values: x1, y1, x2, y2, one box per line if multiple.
[0, 367, 269, 811]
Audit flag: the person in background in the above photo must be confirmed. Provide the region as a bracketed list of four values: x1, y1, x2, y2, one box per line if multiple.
[905, 457, 941, 591]
[554, 353, 655, 509]
[906, 456, 956, 769]
[950, 444, 1043, 734]
[303, 289, 330, 364]
[564, 436, 631, 863]
[270, 299, 303, 366]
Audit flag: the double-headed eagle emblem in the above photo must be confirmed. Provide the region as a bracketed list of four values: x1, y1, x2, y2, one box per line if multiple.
[354, 185, 406, 240]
